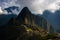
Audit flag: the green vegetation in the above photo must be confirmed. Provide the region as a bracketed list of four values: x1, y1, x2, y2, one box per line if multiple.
[7, 24, 59, 40]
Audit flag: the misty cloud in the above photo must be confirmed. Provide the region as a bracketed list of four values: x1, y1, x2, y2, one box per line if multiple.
[0, 0, 60, 14]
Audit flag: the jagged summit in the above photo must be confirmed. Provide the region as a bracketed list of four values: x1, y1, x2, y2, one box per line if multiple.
[17, 7, 31, 18]
[22, 7, 29, 10]
[17, 7, 32, 24]
[21, 7, 30, 12]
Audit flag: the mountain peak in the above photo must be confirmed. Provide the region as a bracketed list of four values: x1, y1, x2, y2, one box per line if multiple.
[20, 7, 31, 15]
[17, 7, 32, 24]
[22, 7, 29, 10]
[4, 6, 19, 13]
[17, 7, 31, 18]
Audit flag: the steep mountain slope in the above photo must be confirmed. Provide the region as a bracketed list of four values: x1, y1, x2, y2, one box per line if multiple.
[17, 7, 32, 24]
[42, 10, 60, 32]
[17, 7, 48, 28]
[17, 7, 54, 33]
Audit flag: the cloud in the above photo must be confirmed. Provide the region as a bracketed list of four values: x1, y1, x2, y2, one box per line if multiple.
[0, 0, 20, 14]
[17, 0, 60, 14]
[0, 6, 9, 14]
[2, 0, 20, 8]
[29, 0, 60, 14]
[47, 0, 60, 13]
[0, 7, 3, 13]
[0, 0, 60, 14]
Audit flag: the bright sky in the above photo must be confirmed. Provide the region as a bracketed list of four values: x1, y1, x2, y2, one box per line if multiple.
[0, 7, 3, 13]
[0, 0, 60, 14]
